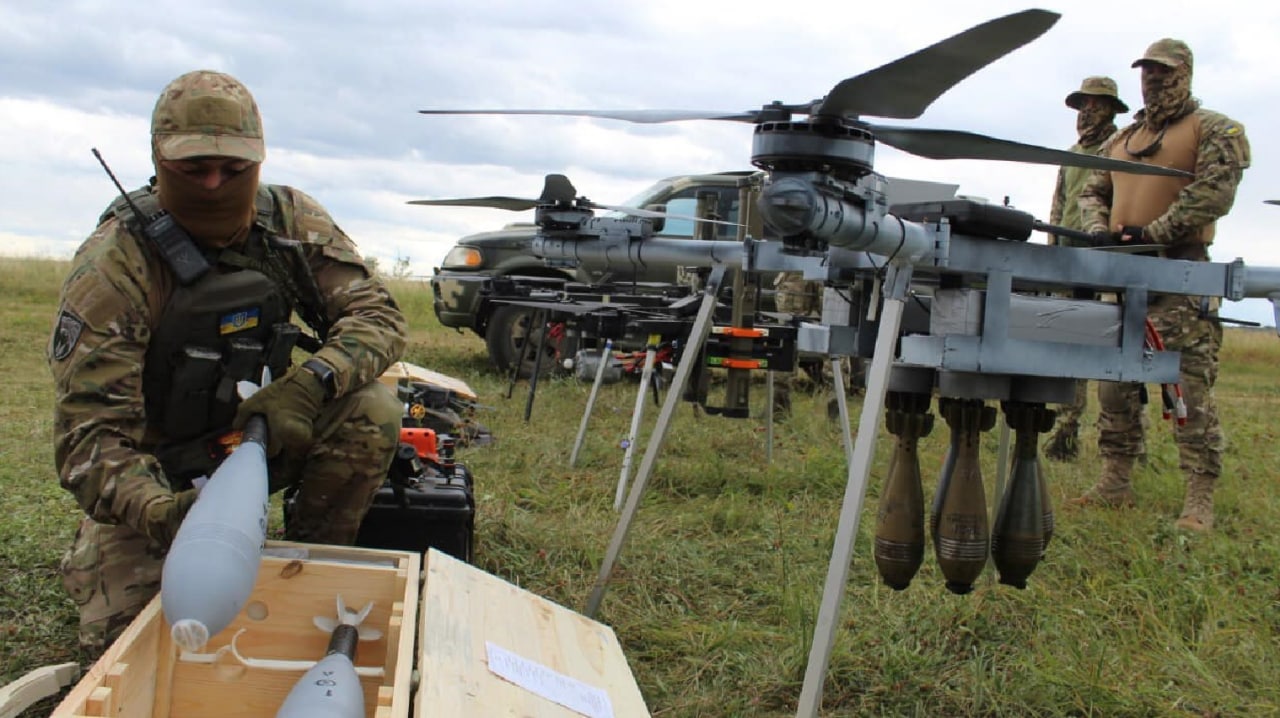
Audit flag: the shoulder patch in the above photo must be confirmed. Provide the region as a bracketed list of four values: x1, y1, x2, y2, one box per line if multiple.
[1224, 125, 1241, 136]
[51, 309, 85, 361]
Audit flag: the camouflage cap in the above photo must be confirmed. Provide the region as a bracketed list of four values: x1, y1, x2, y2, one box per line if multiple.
[1132, 38, 1193, 70]
[1065, 75, 1129, 113]
[151, 70, 264, 162]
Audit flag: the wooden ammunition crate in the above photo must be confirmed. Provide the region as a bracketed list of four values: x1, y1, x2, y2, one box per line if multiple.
[417, 548, 650, 717]
[52, 541, 420, 718]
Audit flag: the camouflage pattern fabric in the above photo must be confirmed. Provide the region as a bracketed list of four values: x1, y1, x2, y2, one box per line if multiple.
[1075, 42, 1243, 527]
[1044, 90, 1118, 449]
[1097, 295, 1223, 482]
[151, 70, 265, 162]
[60, 380, 401, 654]
[1078, 105, 1251, 247]
[50, 184, 406, 653]
[1048, 135, 1112, 247]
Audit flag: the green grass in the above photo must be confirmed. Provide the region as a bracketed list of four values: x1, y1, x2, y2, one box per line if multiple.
[3, 256, 1280, 717]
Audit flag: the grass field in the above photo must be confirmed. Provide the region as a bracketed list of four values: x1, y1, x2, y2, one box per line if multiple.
[2, 256, 1279, 717]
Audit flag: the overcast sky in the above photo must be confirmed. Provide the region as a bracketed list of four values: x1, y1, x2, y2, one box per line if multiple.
[4, 0, 1278, 325]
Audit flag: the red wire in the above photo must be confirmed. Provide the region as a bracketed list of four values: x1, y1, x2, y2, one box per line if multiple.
[1144, 318, 1187, 426]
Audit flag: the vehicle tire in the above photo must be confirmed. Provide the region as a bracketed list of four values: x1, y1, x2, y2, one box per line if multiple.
[485, 305, 571, 378]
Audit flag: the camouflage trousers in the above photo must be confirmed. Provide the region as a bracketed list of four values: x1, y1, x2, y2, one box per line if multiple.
[1052, 379, 1090, 432]
[60, 379, 402, 654]
[1097, 295, 1224, 477]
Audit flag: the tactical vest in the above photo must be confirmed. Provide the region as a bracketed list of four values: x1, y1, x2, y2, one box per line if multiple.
[104, 185, 328, 480]
[1107, 112, 1208, 260]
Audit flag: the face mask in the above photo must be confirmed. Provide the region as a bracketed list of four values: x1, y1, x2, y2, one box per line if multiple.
[1141, 63, 1192, 127]
[1075, 104, 1116, 146]
[155, 159, 260, 249]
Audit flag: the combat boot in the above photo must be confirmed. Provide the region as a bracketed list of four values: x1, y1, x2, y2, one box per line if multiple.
[1174, 473, 1217, 532]
[1043, 425, 1080, 462]
[1068, 455, 1135, 507]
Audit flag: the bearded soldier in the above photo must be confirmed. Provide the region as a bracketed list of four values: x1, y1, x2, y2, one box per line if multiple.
[1074, 40, 1250, 531]
[49, 70, 407, 652]
[1042, 76, 1129, 462]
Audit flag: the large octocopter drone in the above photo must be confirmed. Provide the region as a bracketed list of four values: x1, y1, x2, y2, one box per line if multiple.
[419, 9, 1280, 718]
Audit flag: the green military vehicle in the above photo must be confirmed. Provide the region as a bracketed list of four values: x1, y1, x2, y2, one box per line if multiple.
[429, 170, 763, 373]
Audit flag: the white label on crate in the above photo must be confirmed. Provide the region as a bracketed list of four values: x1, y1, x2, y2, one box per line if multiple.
[486, 641, 615, 718]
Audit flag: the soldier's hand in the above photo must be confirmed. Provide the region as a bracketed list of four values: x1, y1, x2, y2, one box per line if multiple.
[143, 488, 199, 548]
[1119, 225, 1148, 243]
[233, 365, 327, 457]
[1086, 225, 1113, 247]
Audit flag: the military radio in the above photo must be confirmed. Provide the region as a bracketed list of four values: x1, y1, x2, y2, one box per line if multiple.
[91, 147, 210, 285]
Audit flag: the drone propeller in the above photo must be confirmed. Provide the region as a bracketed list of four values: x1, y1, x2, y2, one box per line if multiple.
[417, 108, 760, 124]
[866, 125, 1188, 176]
[1265, 200, 1280, 206]
[419, 11, 1054, 126]
[408, 173, 578, 211]
[821, 9, 1057, 119]
[409, 173, 742, 227]
[420, 9, 1187, 178]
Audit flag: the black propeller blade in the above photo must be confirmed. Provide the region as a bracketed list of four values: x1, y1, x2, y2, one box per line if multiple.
[408, 174, 743, 227]
[867, 124, 1193, 178]
[821, 9, 1059, 119]
[408, 174, 580, 211]
[407, 195, 542, 211]
[1264, 200, 1280, 206]
[418, 108, 759, 124]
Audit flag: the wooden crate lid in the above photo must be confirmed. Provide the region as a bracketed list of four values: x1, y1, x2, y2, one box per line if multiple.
[416, 549, 649, 717]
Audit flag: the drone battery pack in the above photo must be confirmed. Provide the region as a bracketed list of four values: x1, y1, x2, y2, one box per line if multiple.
[889, 199, 1035, 242]
[354, 464, 476, 563]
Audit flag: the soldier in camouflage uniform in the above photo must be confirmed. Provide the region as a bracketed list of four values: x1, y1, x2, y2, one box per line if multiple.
[48, 70, 407, 653]
[1074, 40, 1250, 531]
[1042, 76, 1129, 462]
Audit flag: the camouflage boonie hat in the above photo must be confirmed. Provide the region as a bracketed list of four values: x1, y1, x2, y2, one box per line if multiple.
[151, 70, 265, 162]
[1132, 38, 1193, 70]
[1065, 76, 1129, 113]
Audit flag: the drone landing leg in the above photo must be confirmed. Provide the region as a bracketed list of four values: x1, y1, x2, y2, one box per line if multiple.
[570, 338, 614, 467]
[796, 265, 911, 718]
[765, 370, 775, 464]
[523, 308, 551, 422]
[831, 357, 854, 469]
[615, 335, 661, 510]
[585, 266, 726, 618]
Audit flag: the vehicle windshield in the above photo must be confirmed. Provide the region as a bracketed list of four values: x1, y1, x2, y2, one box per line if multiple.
[601, 181, 668, 219]
[601, 181, 741, 239]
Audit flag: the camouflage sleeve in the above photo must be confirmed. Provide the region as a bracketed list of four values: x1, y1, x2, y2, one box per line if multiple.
[1047, 167, 1067, 245]
[1146, 112, 1251, 246]
[48, 223, 172, 529]
[283, 188, 407, 394]
[1077, 130, 1127, 235]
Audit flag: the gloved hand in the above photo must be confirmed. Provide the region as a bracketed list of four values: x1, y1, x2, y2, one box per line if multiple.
[233, 365, 327, 457]
[1086, 226, 1114, 247]
[143, 488, 199, 548]
[1119, 225, 1150, 243]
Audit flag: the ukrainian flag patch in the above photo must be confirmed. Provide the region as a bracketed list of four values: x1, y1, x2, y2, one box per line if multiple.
[219, 307, 260, 334]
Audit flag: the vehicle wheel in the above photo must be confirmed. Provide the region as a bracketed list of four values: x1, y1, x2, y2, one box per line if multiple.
[485, 305, 570, 378]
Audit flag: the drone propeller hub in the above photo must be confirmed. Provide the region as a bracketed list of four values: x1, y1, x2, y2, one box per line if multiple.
[535, 205, 596, 231]
[751, 119, 876, 180]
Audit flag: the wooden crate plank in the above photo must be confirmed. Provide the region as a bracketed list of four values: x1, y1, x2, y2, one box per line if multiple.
[417, 549, 649, 717]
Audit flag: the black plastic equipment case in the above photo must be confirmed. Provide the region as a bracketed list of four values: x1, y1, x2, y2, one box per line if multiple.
[285, 436, 476, 562]
[354, 437, 475, 562]
[889, 199, 1035, 242]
